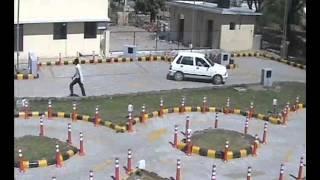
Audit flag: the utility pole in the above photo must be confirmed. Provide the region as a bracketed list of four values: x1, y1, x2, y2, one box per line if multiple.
[16, 0, 20, 71]
[281, 0, 290, 58]
[191, 0, 195, 50]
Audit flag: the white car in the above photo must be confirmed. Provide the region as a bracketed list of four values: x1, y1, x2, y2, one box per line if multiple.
[167, 52, 228, 84]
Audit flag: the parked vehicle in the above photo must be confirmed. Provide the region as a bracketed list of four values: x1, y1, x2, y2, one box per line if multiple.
[167, 52, 228, 84]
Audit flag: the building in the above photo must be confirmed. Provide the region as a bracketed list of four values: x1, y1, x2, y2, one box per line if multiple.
[167, 0, 262, 51]
[14, 0, 110, 61]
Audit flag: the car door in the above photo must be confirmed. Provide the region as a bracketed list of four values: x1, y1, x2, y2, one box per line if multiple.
[194, 57, 211, 79]
[179, 56, 195, 78]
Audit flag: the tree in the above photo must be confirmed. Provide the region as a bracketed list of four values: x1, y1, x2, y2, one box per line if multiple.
[246, 0, 264, 12]
[134, 0, 166, 22]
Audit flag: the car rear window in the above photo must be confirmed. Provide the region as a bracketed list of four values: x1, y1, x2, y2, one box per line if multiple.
[180, 56, 194, 65]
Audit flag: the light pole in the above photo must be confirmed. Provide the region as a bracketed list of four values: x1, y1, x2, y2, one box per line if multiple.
[16, 0, 20, 71]
[281, 0, 290, 58]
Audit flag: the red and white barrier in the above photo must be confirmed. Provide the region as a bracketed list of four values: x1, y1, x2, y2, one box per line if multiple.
[127, 149, 132, 174]
[173, 125, 178, 148]
[79, 132, 85, 156]
[89, 170, 94, 180]
[179, 97, 185, 113]
[141, 104, 146, 123]
[159, 98, 164, 117]
[48, 99, 53, 120]
[39, 116, 44, 136]
[115, 158, 120, 180]
[244, 116, 249, 135]
[186, 129, 192, 156]
[18, 149, 26, 173]
[185, 116, 190, 137]
[176, 159, 181, 180]
[94, 106, 101, 127]
[297, 156, 305, 180]
[262, 122, 268, 144]
[224, 140, 229, 162]
[224, 97, 230, 114]
[72, 102, 77, 122]
[67, 123, 72, 145]
[214, 112, 218, 128]
[202, 96, 207, 113]
[252, 134, 259, 156]
[211, 164, 216, 180]
[279, 163, 284, 180]
[55, 144, 63, 168]
[247, 166, 252, 180]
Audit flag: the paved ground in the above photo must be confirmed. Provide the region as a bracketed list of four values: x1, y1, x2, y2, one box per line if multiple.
[14, 57, 306, 98]
[14, 109, 306, 180]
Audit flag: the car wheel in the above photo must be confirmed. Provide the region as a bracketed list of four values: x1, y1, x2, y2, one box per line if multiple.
[174, 72, 184, 81]
[212, 75, 223, 85]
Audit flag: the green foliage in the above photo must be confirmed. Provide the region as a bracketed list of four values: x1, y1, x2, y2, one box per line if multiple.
[134, 0, 165, 22]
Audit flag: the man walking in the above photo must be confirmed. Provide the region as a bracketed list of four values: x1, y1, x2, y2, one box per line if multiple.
[69, 58, 86, 96]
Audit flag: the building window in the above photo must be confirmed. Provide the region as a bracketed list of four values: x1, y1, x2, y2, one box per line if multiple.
[229, 22, 236, 30]
[84, 22, 97, 39]
[14, 24, 23, 51]
[53, 23, 67, 40]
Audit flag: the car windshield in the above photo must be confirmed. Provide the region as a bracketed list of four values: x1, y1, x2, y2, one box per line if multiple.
[204, 55, 214, 66]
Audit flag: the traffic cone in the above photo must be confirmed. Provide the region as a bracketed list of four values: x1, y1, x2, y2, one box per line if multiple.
[94, 106, 101, 127]
[249, 101, 254, 119]
[244, 116, 249, 135]
[140, 104, 147, 123]
[173, 125, 178, 148]
[211, 164, 216, 180]
[48, 99, 53, 120]
[67, 123, 72, 145]
[279, 163, 285, 180]
[115, 158, 120, 180]
[294, 96, 300, 111]
[186, 129, 192, 156]
[127, 149, 132, 174]
[89, 170, 94, 180]
[247, 166, 252, 180]
[79, 132, 85, 156]
[55, 144, 63, 168]
[185, 116, 190, 137]
[159, 98, 164, 117]
[39, 116, 44, 136]
[72, 102, 77, 122]
[223, 141, 229, 162]
[128, 112, 133, 132]
[214, 112, 218, 128]
[202, 96, 207, 113]
[262, 122, 268, 144]
[176, 159, 181, 180]
[18, 149, 26, 173]
[252, 134, 259, 156]
[297, 156, 305, 180]
[179, 96, 185, 113]
[224, 97, 230, 114]
[24, 101, 29, 119]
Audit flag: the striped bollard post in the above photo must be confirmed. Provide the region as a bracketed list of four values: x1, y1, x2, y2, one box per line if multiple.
[18, 149, 26, 173]
[55, 144, 63, 168]
[297, 156, 305, 180]
[273, 99, 277, 117]
[67, 123, 72, 145]
[92, 51, 96, 63]
[185, 116, 190, 137]
[211, 164, 216, 180]
[141, 104, 146, 123]
[72, 102, 77, 122]
[179, 96, 185, 113]
[39, 116, 44, 136]
[282, 107, 288, 125]
[286, 102, 290, 112]
[127, 149, 132, 174]
[24, 101, 29, 119]
[115, 158, 120, 180]
[173, 125, 178, 148]
[279, 163, 284, 180]
[159, 98, 164, 117]
[48, 99, 52, 120]
[89, 170, 94, 180]
[252, 134, 259, 156]
[94, 106, 101, 127]
[223, 140, 229, 162]
[224, 97, 230, 114]
[176, 159, 181, 180]
[59, 52, 62, 65]
[79, 132, 85, 156]
[262, 122, 268, 144]
[244, 116, 249, 135]
[128, 112, 133, 132]
[202, 96, 207, 113]
[247, 166, 252, 180]
[214, 112, 218, 128]
[186, 129, 192, 156]
[249, 101, 254, 119]
[294, 96, 300, 111]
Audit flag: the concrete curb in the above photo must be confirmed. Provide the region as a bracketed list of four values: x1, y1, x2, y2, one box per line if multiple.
[14, 148, 78, 169]
[14, 73, 39, 80]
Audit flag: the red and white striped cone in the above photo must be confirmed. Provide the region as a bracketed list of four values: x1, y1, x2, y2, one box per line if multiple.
[244, 116, 249, 135]
[279, 163, 285, 180]
[186, 129, 192, 156]
[72, 102, 77, 122]
[262, 122, 268, 144]
[67, 123, 72, 145]
[89, 170, 94, 180]
[179, 97, 185, 113]
[94, 106, 101, 127]
[48, 100, 53, 120]
[294, 96, 300, 111]
[24, 101, 29, 119]
[247, 166, 252, 180]
[211, 164, 216, 180]
[224, 97, 230, 114]
[39, 116, 44, 136]
[128, 112, 134, 132]
[140, 104, 147, 123]
[173, 125, 178, 148]
[127, 149, 132, 174]
[185, 116, 190, 137]
[202, 96, 207, 113]
[159, 98, 164, 117]
[214, 113, 218, 128]
[282, 107, 288, 125]
[223, 141, 229, 162]
[286, 102, 290, 112]
[79, 132, 85, 156]
[52, 176, 57, 180]
[115, 158, 120, 180]
[252, 134, 259, 156]
[249, 101, 254, 119]
[297, 156, 305, 180]
[176, 159, 181, 180]
[273, 99, 277, 117]
[55, 144, 63, 168]
[59, 52, 62, 65]
[18, 149, 26, 173]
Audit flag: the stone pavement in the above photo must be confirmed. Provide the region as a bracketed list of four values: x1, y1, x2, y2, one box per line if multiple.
[14, 109, 306, 180]
[14, 57, 306, 98]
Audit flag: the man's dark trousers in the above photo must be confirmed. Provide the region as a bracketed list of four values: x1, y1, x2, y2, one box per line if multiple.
[69, 78, 86, 96]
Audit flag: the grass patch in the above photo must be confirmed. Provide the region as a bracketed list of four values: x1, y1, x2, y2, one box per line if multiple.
[127, 169, 169, 180]
[15, 82, 305, 126]
[190, 129, 255, 152]
[14, 135, 77, 163]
